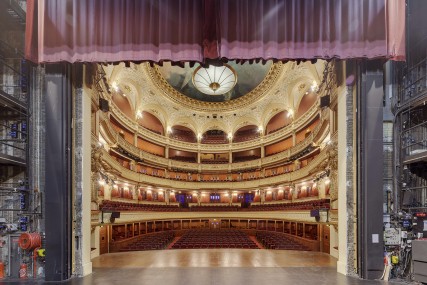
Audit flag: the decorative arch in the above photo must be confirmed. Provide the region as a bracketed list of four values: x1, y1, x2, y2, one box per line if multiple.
[289, 76, 317, 112]
[170, 124, 197, 143]
[139, 104, 168, 133]
[295, 92, 318, 119]
[265, 110, 293, 135]
[201, 120, 229, 135]
[261, 102, 288, 128]
[170, 117, 198, 135]
[115, 79, 140, 111]
[232, 116, 260, 135]
[137, 110, 165, 135]
[111, 92, 134, 120]
[233, 124, 259, 143]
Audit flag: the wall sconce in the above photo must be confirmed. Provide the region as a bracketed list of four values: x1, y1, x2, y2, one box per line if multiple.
[136, 110, 142, 119]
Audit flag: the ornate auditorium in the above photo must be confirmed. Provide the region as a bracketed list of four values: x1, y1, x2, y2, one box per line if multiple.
[92, 59, 335, 254]
[3, 0, 427, 284]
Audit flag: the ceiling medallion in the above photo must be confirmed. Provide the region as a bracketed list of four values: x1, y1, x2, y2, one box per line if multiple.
[192, 64, 237, 95]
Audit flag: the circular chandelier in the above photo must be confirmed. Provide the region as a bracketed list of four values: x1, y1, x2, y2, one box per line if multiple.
[192, 64, 237, 95]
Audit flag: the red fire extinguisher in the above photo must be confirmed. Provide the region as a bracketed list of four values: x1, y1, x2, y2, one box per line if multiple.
[19, 264, 27, 279]
[0, 261, 5, 279]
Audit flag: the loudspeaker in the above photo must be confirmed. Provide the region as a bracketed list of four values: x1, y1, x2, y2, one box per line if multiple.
[109, 212, 120, 223]
[320, 95, 330, 108]
[99, 98, 109, 112]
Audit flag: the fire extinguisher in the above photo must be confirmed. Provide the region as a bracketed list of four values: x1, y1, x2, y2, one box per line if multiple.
[19, 264, 27, 279]
[0, 261, 5, 279]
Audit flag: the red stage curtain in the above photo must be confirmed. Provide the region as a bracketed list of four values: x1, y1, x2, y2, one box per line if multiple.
[26, 0, 204, 63]
[25, 0, 405, 63]
[217, 0, 405, 60]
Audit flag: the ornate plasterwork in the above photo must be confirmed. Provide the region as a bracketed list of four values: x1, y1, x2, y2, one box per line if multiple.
[98, 146, 330, 191]
[100, 116, 327, 170]
[101, 60, 326, 136]
[106, 99, 321, 153]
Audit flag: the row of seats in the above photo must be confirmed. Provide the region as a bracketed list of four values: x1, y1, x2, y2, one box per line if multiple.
[119, 231, 174, 251]
[246, 199, 330, 211]
[256, 231, 309, 250]
[172, 229, 258, 249]
[100, 201, 182, 212]
[190, 205, 240, 212]
[99, 199, 329, 212]
[233, 155, 260, 163]
[170, 156, 197, 163]
[232, 134, 260, 143]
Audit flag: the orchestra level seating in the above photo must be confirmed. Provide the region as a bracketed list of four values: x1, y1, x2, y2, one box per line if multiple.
[171, 229, 258, 249]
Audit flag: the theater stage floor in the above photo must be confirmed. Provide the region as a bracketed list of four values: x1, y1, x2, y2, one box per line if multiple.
[5, 250, 411, 284]
[84, 249, 406, 285]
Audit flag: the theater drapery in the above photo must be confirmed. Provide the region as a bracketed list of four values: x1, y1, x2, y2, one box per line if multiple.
[25, 0, 405, 64]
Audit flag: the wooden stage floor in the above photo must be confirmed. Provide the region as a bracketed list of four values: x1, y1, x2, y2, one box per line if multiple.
[6, 250, 409, 284]
[92, 249, 337, 268]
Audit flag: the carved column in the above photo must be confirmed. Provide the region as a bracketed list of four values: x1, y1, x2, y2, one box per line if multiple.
[165, 189, 171, 205]
[260, 189, 265, 204]
[132, 185, 138, 201]
[196, 191, 201, 206]
[105, 177, 114, 201]
[129, 160, 136, 171]
[91, 172, 99, 202]
[91, 145, 104, 202]
[290, 185, 296, 202]
[327, 140, 338, 205]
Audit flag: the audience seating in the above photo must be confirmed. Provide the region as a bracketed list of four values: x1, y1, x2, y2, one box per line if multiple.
[190, 205, 239, 212]
[119, 231, 174, 251]
[256, 231, 309, 250]
[246, 199, 330, 211]
[100, 201, 182, 212]
[233, 155, 260, 163]
[172, 229, 258, 249]
[100, 199, 329, 212]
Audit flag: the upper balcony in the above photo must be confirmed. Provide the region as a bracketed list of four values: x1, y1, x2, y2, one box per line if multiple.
[99, 111, 329, 172]
[104, 99, 325, 154]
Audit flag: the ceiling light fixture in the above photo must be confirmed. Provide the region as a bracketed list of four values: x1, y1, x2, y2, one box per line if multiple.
[192, 64, 237, 95]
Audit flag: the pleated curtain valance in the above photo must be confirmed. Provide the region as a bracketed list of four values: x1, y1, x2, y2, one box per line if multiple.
[25, 0, 405, 63]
